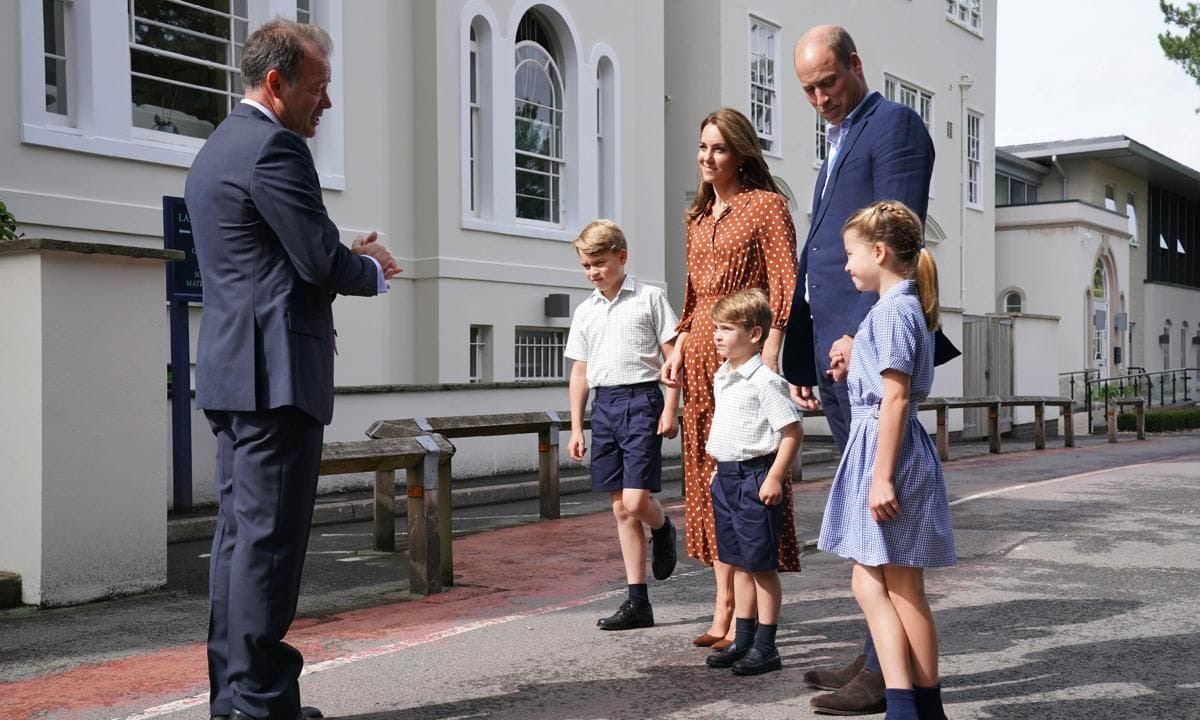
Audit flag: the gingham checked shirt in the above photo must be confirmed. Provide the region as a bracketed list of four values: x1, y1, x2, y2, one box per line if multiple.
[564, 276, 679, 388]
[707, 354, 803, 462]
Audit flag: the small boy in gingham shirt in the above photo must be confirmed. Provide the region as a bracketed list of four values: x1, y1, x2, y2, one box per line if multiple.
[565, 219, 681, 631]
[703, 288, 802, 675]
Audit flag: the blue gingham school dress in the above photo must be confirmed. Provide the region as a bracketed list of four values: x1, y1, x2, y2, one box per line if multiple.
[817, 280, 956, 568]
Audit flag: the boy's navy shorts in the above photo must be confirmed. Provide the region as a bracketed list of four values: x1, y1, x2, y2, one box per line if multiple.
[711, 453, 781, 572]
[589, 382, 664, 494]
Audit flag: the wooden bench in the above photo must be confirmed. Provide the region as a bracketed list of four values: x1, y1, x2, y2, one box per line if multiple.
[1108, 397, 1147, 442]
[916, 396, 1075, 460]
[368, 411, 583, 521]
[318, 434, 454, 595]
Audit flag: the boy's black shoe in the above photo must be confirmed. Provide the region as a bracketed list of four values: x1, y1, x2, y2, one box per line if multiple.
[651, 518, 677, 580]
[597, 598, 654, 630]
[731, 647, 782, 675]
[705, 642, 750, 668]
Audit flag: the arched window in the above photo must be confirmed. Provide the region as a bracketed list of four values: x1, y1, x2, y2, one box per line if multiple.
[514, 11, 565, 224]
[1162, 319, 1173, 370]
[465, 16, 493, 218]
[773, 176, 798, 214]
[1004, 291, 1022, 313]
[1092, 259, 1110, 371]
[596, 55, 616, 219]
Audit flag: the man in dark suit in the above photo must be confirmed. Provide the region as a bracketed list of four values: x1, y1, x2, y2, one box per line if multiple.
[781, 25, 937, 716]
[185, 19, 397, 720]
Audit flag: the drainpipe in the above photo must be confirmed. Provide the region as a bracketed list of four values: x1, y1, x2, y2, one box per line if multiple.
[958, 75, 974, 309]
[1051, 154, 1068, 200]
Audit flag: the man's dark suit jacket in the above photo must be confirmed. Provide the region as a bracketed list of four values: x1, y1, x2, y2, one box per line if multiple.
[781, 91, 947, 387]
[185, 103, 379, 425]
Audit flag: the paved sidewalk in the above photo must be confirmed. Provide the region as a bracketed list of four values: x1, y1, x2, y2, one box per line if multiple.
[1, 430, 1197, 719]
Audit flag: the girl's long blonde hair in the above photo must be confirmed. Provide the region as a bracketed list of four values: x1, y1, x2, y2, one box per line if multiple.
[843, 200, 940, 330]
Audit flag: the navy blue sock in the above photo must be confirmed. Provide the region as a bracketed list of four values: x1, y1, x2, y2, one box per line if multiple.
[914, 684, 946, 720]
[864, 632, 882, 672]
[883, 689, 918, 720]
[751, 622, 778, 655]
[628, 583, 649, 606]
[734, 617, 756, 649]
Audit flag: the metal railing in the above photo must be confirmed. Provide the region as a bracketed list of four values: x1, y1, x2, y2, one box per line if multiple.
[1059, 369, 1100, 408]
[1083, 367, 1196, 432]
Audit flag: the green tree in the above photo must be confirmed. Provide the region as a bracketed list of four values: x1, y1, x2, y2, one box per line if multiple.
[1159, 1, 1200, 95]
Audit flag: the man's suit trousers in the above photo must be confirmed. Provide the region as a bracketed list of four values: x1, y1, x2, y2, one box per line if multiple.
[205, 407, 324, 719]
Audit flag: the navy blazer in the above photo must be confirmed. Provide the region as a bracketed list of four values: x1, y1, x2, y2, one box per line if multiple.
[185, 104, 379, 425]
[781, 92, 937, 387]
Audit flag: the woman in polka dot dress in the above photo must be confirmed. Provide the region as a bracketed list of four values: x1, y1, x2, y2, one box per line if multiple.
[661, 108, 801, 648]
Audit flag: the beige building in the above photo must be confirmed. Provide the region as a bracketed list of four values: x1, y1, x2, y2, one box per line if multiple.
[1, 0, 1002, 603]
[997, 137, 1200, 389]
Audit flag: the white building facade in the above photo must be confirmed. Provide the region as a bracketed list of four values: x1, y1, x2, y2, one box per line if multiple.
[661, 0, 1003, 428]
[3, 0, 1002, 488]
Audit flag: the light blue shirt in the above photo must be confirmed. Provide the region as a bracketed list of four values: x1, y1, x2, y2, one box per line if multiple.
[820, 91, 878, 198]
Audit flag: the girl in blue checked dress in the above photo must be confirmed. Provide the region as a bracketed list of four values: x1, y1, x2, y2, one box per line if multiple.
[817, 200, 955, 720]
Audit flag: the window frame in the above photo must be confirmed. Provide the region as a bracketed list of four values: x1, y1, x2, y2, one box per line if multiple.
[748, 15, 782, 158]
[513, 38, 566, 226]
[17, 0, 346, 189]
[1126, 191, 1139, 247]
[469, 324, 493, 383]
[513, 326, 568, 381]
[946, 0, 983, 35]
[966, 110, 982, 209]
[813, 111, 828, 167]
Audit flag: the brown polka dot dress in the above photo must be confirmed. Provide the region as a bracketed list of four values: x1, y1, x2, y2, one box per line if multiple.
[677, 188, 801, 571]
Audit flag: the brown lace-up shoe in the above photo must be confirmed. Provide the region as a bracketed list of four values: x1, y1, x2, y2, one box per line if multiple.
[809, 668, 886, 715]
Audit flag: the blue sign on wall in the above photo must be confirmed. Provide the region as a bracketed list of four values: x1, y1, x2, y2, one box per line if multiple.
[164, 195, 202, 303]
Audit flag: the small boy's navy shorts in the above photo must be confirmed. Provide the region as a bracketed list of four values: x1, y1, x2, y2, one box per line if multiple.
[711, 453, 781, 572]
[589, 382, 664, 494]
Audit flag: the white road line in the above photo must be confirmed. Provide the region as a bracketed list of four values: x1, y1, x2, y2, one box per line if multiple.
[113, 568, 708, 720]
[120, 454, 1194, 720]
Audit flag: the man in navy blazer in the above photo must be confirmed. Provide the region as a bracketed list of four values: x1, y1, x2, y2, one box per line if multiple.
[781, 25, 936, 716]
[185, 19, 397, 720]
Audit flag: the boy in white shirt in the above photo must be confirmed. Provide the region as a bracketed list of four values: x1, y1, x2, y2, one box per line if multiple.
[703, 288, 802, 675]
[565, 219, 681, 630]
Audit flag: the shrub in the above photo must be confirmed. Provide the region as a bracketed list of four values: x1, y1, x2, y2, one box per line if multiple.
[1117, 407, 1200, 432]
[0, 200, 23, 242]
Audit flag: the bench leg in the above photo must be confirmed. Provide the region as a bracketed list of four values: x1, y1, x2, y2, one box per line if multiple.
[988, 402, 1001, 454]
[1063, 403, 1075, 448]
[1107, 403, 1117, 444]
[538, 424, 561, 520]
[407, 452, 442, 595]
[1034, 402, 1045, 450]
[374, 470, 395, 553]
[936, 407, 949, 461]
[438, 458, 454, 587]
[1137, 403, 1146, 440]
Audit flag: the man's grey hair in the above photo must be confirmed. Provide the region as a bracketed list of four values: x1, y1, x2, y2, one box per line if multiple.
[241, 18, 332, 89]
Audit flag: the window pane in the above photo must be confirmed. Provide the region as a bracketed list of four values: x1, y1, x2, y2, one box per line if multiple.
[1011, 181, 1026, 204]
[129, 0, 247, 139]
[43, 0, 68, 114]
[514, 328, 567, 380]
[995, 175, 1009, 205]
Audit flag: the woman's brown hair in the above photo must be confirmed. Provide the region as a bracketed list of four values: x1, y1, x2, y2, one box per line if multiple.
[685, 108, 784, 223]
